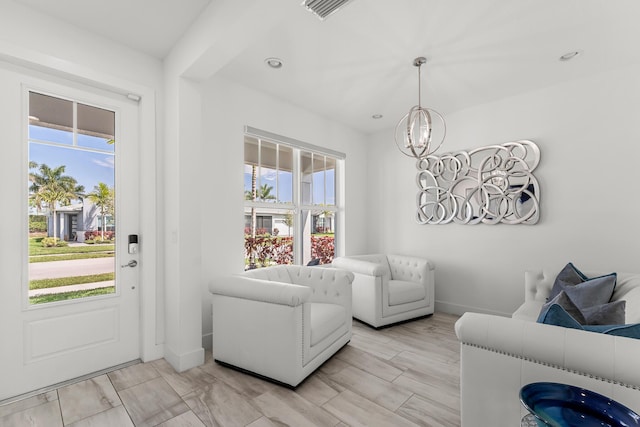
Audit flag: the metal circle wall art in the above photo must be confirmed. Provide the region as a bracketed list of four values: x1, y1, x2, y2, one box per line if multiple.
[416, 140, 540, 225]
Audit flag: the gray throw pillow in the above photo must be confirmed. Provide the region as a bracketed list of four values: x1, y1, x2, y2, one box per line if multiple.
[538, 291, 586, 324]
[559, 274, 617, 310]
[582, 300, 626, 325]
[547, 263, 617, 309]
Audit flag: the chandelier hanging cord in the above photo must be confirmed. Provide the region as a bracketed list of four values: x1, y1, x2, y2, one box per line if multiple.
[415, 56, 424, 108]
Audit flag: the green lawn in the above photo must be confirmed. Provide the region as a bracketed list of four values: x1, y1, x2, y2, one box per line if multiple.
[30, 252, 114, 263]
[29, 272, 115, 290]
[30, 287, 115, 304]
[29, 237, 115, 256]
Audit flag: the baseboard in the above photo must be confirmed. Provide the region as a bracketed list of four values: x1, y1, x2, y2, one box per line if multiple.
[435, 300, 511, 318]
[164, 345, 205, 372]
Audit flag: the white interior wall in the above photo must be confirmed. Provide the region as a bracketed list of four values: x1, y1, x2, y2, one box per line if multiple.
[199, 74, 370, 347]
[367, 63, 640, 317]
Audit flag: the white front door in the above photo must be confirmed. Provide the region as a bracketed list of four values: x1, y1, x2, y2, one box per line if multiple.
[0, 62, 141, 400]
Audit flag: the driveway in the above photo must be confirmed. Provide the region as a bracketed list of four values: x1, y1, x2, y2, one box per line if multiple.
[29, 257, 115, 280]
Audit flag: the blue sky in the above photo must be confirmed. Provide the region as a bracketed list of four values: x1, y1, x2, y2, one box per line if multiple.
[243, 165, 335, 205]
[29, 125, 115, 193]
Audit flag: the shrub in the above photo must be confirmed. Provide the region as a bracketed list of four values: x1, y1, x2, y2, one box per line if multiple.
[244, 227, 269, 236]
[84, 230, 115, 241]
[41, 237, 69, 248]
[244, 235, 293, 268]
[311, 235, 335, 264]
[29, 215, 47, 233]
[243, 235, 334, 267]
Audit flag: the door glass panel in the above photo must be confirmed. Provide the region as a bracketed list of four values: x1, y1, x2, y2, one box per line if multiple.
[28, 91, 116, 305]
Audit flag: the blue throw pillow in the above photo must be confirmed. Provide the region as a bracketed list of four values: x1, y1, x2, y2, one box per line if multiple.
[537, 303, 583, 329]
[583, 323, 640, 339]
[538, 303, 640, 339]
[537, 291, 585, 324]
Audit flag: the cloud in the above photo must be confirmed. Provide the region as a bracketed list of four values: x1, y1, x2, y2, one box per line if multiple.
[93, 156, 115, 169]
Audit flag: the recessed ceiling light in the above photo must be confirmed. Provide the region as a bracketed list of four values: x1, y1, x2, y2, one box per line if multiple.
[372, 114, 383, 119]
[265, 57, 283, 69]
[559, 50, 582, 61]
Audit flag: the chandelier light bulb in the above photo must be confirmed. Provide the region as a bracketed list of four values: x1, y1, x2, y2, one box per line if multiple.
[395, 57, 446, 159]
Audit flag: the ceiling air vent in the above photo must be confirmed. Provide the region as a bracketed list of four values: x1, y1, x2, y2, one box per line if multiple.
[301, 0, 354, 21]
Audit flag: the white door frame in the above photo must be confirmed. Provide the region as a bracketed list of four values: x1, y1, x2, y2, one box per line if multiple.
[0, 45, 162, 398]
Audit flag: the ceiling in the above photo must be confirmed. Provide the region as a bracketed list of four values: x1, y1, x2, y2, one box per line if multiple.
[12, 0, 211, 58]
[12, 0, 640, 135]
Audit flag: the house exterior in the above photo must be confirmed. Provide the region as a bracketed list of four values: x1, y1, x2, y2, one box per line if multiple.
[47, 199, 107, 242]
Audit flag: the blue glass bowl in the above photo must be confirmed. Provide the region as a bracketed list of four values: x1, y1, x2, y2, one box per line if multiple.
[520, 382, 640, 427]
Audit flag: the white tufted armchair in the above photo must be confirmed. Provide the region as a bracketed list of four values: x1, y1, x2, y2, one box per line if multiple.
[332, 254, 434, 328]
[209, 265, 353, 387]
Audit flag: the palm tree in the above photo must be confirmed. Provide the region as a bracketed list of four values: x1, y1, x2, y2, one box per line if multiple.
[29, 163, 83, 242]
[87, 182, 115, 240]
[256, 184, 276, 201]
[245, 183, 276, 202]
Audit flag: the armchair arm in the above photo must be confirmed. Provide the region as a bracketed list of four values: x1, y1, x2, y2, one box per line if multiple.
[209, 275, 312, 307]
[332, 256, 388, 277]
[455, 312, 640, 389]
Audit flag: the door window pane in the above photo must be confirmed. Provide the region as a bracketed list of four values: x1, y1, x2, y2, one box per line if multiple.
[77, 103, 115, 152]
[28, 91, 116, 305]
[29, 92, 73, 145]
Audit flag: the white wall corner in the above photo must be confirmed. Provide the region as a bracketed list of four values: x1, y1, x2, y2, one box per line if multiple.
[201, 332, 213, 351]
[164, 345, 205, 373]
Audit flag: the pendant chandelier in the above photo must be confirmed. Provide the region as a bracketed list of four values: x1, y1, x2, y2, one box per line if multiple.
[395, 57, 446, 159]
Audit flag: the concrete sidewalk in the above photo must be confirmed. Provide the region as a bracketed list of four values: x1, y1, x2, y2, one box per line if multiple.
[29, 257, 115, 280]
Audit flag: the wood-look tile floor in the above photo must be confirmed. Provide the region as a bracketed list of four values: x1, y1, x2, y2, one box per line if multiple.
[0, 312, 460, 427]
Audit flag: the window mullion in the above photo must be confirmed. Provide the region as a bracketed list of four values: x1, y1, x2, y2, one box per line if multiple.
[292, 148, 301, 265]
[72, 100, 78, 147]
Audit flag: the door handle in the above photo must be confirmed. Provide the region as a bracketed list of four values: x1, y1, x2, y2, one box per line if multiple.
[121, 260, 138, 268]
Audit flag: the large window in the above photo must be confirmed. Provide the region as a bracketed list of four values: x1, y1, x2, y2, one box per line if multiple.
[243, 128, 343, 269]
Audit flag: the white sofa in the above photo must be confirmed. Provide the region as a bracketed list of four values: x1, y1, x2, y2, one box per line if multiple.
[331, 254, 434, 328]
[455, 269, 640, 426]
[209, 265, 353, 388]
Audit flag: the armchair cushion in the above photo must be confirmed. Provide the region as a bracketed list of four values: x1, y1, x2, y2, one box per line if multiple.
[388, 280, 427, 306]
